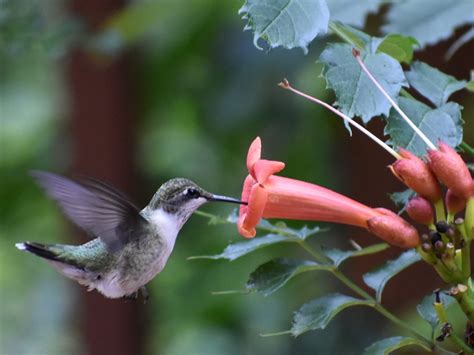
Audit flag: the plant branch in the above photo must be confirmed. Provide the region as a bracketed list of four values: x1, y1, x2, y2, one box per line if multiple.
[297, 241, 432, 346]
[460, 141, 474, 156]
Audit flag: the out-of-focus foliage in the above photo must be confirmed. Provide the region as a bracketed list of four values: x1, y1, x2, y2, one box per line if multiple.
[382, 0, 474, 47]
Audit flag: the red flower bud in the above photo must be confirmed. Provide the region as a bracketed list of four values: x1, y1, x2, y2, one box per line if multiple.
[445, 189, 466, 214]
[406, 196, 434, 225]
[367, 208, 420, 248]
[390, 148, 441, 202]
[427, 141, 473, 200]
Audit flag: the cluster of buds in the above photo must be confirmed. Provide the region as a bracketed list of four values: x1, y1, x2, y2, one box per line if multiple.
[392, 141, 473, 283]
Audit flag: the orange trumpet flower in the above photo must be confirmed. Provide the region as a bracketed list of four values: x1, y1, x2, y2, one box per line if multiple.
[238, 137, 419, 248]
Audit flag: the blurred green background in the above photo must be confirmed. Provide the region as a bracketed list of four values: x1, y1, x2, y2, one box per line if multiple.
[1, 1, 473, 354]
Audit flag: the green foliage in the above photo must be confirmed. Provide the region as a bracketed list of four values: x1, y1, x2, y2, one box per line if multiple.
[363, 336, 431, 355]
[325, 243, 389, 267]
[239, 0, 329, 53]
[417, 293, 456, 328]
[382, 0, 474, 47]
[246, 258, 330, 296]
[385, 97, 463, 156]
[326, 0, 380, 27]
[363, 249, 422, 303]
[189, 219, 324, 261]
[377, 35, 418, 64]
[406, 61, 467, 107]
[328, 23, 418, 64]
[319, 43, 406, 123]
[291, 293, 374, 336]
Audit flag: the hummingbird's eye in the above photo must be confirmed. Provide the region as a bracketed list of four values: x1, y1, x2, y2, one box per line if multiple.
[185, 188, 200, 198]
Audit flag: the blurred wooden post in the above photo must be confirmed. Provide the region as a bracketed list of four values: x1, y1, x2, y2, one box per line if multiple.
[66, 1, 144, 355]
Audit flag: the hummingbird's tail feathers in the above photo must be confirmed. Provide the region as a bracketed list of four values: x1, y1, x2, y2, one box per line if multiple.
[16, 242, 61, 262]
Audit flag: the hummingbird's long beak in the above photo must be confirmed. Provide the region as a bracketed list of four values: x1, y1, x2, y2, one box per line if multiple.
[208, 194, 247, 205]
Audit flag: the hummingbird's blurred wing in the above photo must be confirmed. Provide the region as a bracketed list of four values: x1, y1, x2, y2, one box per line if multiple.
[30, 171, 148, 252]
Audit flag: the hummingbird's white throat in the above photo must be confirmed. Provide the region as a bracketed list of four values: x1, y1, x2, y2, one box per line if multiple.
[143, 197, 207, 246]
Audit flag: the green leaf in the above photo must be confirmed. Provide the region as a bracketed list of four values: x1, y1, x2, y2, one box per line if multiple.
[363, 336, 431, 355]
[246, 258, 331, 296]
[320, 43, 407, 123]
[188, 234, 297, 261]
[467, 80, 474, 93]
[291, 293, 374, 336]
[389, 189, 416, 214]
[406, 61, 467, 107]
[385, 97, 463, 156]
[239, 0, 330, 53]
[383, 0, 474, 48]
[363, 249, 421, 303]
[325, 243, 389, 267]
[377, 34, 418, 64]
[327, 0, 380, 28]
[417, 292, 456, 328]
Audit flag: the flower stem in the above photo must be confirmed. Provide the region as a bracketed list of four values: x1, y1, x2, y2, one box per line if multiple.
[434, 200, 446, 222]
[298, 242, 432, 345]
[462, 240, 471, 282]
[460, 141, 474, 156]
[278, 79, 401, 160]
[351, 49, 437, 152]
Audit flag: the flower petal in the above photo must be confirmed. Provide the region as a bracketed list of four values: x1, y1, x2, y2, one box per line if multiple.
[246, 137, 262, 178]
[253, 159, 285, 184]
[238, 183, 268, 238]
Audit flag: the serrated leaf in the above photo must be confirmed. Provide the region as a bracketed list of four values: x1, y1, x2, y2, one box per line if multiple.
[383, 0, 474, 48]
[385, 97, 463, 156]
[363, 249, 421, 303]
[189, 234, 297, 261]
[239, 0, 330, 53]
[417, 292, 456, 328]
[377, 35, 419, 64]
[326, 0, 380, 28]
[246, 258, 330, 296]
[363, 336, 431, 355]
[257, 219, 325, 240]
[291, 293, 374, 336]
[325, 243, 389, 267]
[390, 189, 416, 214]
[320, 43, 407, 123]
[406, 61, 467, 107]
[226, 210, 325, 240]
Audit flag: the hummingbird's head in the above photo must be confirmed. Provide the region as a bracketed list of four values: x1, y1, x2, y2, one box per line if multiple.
[148, 178, 245, 225]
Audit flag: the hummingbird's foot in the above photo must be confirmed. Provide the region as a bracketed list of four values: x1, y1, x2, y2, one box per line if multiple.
[140, 286, 149, 304]
[122, 291, 139, 302]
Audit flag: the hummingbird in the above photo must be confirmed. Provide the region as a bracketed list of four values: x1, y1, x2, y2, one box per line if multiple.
[16, 171, 246, 300]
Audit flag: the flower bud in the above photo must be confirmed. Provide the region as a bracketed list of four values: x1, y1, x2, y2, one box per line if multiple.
[421, 243, 432, 252]
[390, 149, 441, 202]
[445, 189, 466, 214]
[434, 240, 445, 252]
[427, 141, 473, 200]
[430, 231, 442, 245]
[406, 196, 434, 225]
[367, 208, 420, 248]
